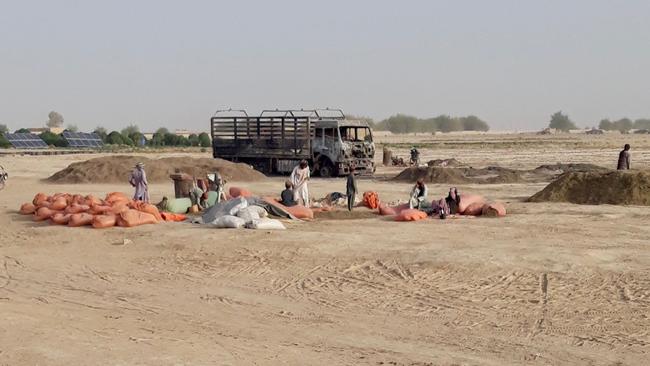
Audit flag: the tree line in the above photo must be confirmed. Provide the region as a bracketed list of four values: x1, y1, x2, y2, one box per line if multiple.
[372, 114, 490, 133]
[0, 123, 211, 148]
[548, 111, 650, 133]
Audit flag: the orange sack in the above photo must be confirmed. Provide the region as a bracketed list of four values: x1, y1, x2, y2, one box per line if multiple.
[84, 195, 103, 206]
[362, 191, 380, 209]
[229, 187, 253, 198]
[462, 202, 484, 216]
[51, 213, 72, 225]
[160, 212, 187, 222]
[92, 215, 117, 229]
[50, 198, 68, 211]
[19, 203, 37, 215]
[68, 213, 94, 227]
[263, 198, 314, 220]
[117, 209, 158, 227]
[395, 209, 428, 222]
[482, 202, 507, 217]
[89, 205, 113, 215]
[130, 201, 162, 222]
[33, 193, 49, 206]
[65, 204, 90, 215]
[105, 192, 129, 205]
[110, 201, 131, 215]
[378, 203, 409, 216]
[34, 207, 58, 221]
[459, 194, 486, 214]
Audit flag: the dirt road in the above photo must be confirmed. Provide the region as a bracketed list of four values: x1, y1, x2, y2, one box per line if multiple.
[1, 146, 649, 365]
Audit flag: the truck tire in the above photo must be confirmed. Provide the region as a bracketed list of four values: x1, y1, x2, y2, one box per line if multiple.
[319, 159, 335, 178]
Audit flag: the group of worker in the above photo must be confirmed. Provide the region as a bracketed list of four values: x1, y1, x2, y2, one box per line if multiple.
[128, 162, 227, 208]
[279, 159, 358, 212]
[126, 143, 634, 212]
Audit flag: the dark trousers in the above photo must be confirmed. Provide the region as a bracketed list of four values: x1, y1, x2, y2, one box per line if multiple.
[347, 191, 356, 211]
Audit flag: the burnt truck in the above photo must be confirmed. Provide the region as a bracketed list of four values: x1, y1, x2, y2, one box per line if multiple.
[210, 109, 375, 177]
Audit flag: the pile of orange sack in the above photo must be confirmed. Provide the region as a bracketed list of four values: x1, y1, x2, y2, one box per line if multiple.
[374, 191, 507, 222]
[19, 192, 186, 228]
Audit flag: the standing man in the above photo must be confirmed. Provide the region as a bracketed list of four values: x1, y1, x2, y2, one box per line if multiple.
[291, 160, 310, 206]
[208, 171, 227, 203]
[346, 164, 357, 211]
[129, 162, 149, 202]
[617, 144, 631, 170]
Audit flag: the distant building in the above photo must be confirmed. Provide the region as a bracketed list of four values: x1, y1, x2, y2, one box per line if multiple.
[26, 127, 65, 135]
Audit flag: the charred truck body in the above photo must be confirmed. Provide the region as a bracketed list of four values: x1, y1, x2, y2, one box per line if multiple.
[211, 109, 375, 177]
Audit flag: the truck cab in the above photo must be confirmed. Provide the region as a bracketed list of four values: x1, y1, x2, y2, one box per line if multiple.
[312, 120, 375, 177]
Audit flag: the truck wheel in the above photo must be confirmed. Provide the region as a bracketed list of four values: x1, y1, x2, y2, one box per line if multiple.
[319, 160, 334, 178]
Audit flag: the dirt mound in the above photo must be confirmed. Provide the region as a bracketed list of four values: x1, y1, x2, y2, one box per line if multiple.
[393, 166, 525, 184]
[393, 167, 473, 184]
[47, 156, 266, 184]
[533, 163, 609, 174]
[427, 158, 464, 167]
[394, 163, 612, 185]
[528, 171, 650, 205]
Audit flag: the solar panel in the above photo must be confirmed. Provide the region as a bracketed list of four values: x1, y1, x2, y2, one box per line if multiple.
[4, 133, 48, 149]
[62, 131, 104, 148]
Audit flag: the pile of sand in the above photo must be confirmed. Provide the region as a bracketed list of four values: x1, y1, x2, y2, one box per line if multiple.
[427, 158, 464, 167]
[528, 171, 650, 205]
[47, 156, 266, 184]
[393, 163, 610, 185]
[393, 167, 473, 184]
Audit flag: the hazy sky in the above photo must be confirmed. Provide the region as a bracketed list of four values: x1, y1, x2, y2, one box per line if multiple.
[1, 0, 649, 132]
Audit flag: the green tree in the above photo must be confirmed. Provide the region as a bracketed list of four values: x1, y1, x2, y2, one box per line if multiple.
[188, 133, 200, 147]
[0, 124, 8, 134]
[106, 131, 125, 145]
[39, 131, 68, 147]
[148, 132, 165, 146]
[121, 124, 140, 137]
[0, 134, 10, 148]
[93, 127, 108, 142]
[163, 133, 180, 146]
[599, 119, 613, 130]
[198, 132, 211, 147]
[129, 132, 145, 146]
[66, 124, 78, 132]
[435, 115, 463, 132]
[614, 118, 633, 133]
[460, 116, 490, 131]
[156, 127, 170, 135]
[549, 111, 577, 131]
[634, 119, 650, 130]
[15, 128, 30, 133]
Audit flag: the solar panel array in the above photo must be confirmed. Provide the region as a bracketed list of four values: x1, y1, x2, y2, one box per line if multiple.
[3, 133, 48, 149]
[62, 132, 104, 148]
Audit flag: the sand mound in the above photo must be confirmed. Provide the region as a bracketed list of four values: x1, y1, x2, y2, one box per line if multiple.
[528, 171, 650, 205]
[393, 166, 525, 184]
[533, 163, 609, 174]
[47, 156, 266, 184]
[393, 167, 473, 184]
[427, 158, 464, 167]
[394, 163, 611, 185]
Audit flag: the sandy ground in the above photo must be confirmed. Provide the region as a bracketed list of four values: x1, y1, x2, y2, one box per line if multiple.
[1, 135, 649, 365]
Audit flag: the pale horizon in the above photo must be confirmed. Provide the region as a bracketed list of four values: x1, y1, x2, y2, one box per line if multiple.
[1, 0, 649, 132]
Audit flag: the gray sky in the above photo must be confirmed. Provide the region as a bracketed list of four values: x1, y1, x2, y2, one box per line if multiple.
[1, 0, 649, 132]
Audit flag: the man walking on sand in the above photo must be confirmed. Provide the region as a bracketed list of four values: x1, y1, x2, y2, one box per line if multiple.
[129, 162, 149, 202]
[290, 160, 310, 206]
[617, 144, 631, 170]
